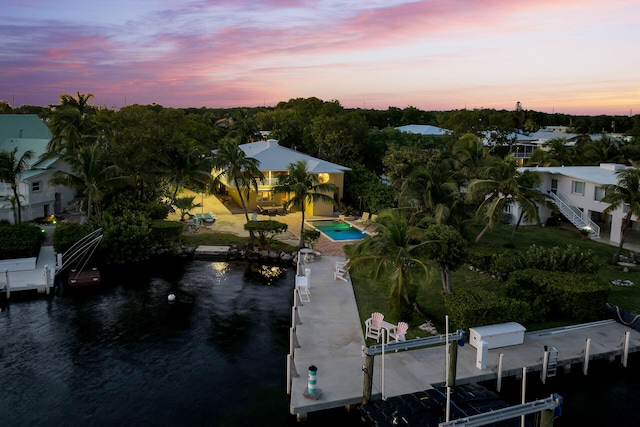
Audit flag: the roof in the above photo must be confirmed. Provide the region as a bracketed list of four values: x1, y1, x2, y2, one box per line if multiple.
[395, 124, 449, 136]
[0, 115, 56, 177]
[239, 140, 350, 173]
[0, 114, 51, 141]
[0, 115, 52, 164]
[522, 163, 627, 185]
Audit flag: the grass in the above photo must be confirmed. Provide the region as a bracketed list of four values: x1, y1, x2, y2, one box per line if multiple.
[350, 223, 640, 342]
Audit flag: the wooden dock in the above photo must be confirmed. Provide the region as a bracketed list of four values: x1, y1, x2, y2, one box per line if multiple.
[287, 256, 640, 419]
[0, 246, 57, 298]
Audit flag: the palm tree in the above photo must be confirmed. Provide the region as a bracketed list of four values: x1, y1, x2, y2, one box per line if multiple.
[50, 143, 128, 221]
[163, 141, 211, 202]
[0, 148, 34, 225]
[398, 164, 459, 226]
[349, 210, 432, 315]
[271, 160, 337, 248]
[212, 138, 264, 224]
[602, 166, 640, 262]
[467, 155, 546, 244]
[47, 92, 97, 155]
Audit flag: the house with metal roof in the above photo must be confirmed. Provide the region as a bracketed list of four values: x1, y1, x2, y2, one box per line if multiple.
[217, 139, 351, 217]
[0, 114, 75, 223]
[520, 163, 631, 244]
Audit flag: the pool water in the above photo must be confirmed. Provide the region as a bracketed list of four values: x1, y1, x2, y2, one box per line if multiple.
[308, 219, 367, 241]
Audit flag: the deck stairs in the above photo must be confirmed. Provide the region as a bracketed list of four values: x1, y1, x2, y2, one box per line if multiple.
[548, 191, 600, 238]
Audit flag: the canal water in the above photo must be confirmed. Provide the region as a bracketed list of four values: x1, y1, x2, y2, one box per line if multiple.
[0, 259, 356, 426]
[1, 258, 639, 426]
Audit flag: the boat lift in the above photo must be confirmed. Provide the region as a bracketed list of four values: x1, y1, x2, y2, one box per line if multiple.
[56, 228, 103, 283]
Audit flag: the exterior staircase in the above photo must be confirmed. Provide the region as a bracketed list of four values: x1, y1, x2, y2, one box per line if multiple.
[547, 191, 600, 238]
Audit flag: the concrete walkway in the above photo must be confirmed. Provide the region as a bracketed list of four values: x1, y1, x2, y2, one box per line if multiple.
[287, 256, 640, 419]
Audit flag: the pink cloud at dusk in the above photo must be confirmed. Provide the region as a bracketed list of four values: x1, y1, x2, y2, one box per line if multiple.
[1, 0, 639, 115]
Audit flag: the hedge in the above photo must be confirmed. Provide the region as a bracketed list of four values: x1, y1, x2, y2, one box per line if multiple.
[443, 287, 531, 331]
[506, 269, 610, 322]
[0, 222, 44, 259]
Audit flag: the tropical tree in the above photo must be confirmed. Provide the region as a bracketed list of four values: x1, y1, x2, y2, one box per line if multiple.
[271, 160, 337, 248]
[172, 196, 202, 221]
[421, 224, 468, 294]
[212, 138, 264, 224]
[50, 143, 128, 221]
[399, 162, 459, 226]
[0, 148, 33, 225]
[46, 92, 97, 155]
[467, 155, 546, 244]
[602, 166, 640, 262]
[348, 210, 432, 317]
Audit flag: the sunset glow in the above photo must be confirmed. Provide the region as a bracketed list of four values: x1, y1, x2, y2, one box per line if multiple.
[2, 0, 639, 115]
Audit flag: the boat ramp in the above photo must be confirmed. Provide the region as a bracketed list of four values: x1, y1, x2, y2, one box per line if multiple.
[287, 256, 640, 421]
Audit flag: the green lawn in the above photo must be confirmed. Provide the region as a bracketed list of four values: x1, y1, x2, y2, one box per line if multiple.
[350, 224, 640, 342]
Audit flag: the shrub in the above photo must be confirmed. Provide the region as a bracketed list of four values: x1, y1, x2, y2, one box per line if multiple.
[150, 220, 184, 245]
[302, 229, 321, 248]
[97, 210, 155, 265]
[507, 269, 610, 322]
[444, 288, 531, 331]
[0, 222, 44, 259]
[467, 246, 507, 272]
[144, 202, 172, 220]
[489, 244, 599, 280]
[53, 222, 94, 254]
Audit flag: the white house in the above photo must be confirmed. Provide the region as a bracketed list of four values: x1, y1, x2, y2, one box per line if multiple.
[0, 114, 76, 223]
[520, 163, 631, 243]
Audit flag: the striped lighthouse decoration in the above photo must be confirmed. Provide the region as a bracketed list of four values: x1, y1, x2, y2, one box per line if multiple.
[304, 365, 320, 399]
[308, 366, 317, 395]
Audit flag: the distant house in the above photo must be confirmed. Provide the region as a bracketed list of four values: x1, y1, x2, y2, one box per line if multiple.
[0, 114, 75, 223]
[395, 124, 450, 136]
[520, 163, 631, 243]
[215, 139, 350, 217]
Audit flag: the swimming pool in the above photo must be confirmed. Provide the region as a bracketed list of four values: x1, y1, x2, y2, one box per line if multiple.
[307, 219, 368, 241]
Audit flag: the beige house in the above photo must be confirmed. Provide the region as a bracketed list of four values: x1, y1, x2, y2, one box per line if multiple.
[217, 139, 350, 217]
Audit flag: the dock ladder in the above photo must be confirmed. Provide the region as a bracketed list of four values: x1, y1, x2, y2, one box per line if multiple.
[546, 347, 559, 378]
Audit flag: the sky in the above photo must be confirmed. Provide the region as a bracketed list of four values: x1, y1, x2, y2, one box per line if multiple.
[1, 0, 639, 116]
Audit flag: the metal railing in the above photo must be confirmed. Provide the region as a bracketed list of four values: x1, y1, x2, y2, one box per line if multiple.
[548, 191, 600, 238]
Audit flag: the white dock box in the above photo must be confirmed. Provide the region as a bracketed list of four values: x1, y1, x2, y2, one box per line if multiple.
[469, 322, 526, 349]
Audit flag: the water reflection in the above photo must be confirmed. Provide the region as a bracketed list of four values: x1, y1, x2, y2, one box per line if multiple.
[0, 259, 297, 427]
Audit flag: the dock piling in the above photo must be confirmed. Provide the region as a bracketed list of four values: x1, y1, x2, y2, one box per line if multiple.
[497, 353, 504, 392]
[623, 331, 631, 368]
[583, 338, 591, 375]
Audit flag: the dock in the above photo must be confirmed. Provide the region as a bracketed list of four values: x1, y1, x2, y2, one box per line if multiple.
[193, 245, 230, 260]
[288, 256, 640, 419]
[0, 246, 57, 298]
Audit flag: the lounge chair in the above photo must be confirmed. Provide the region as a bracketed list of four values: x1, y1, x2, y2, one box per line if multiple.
[296, 275, 310, 302]
[387, 321, 409, 344]
[356, 212, 371, 223]
[250, 212, 258, 221]
[365, 312, 384, 342]
[203, 212, 216, 223]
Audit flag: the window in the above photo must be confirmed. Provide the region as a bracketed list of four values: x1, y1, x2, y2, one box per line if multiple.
[31, 181, 41, 192]
[504, 204, 512, 214]
[594, 186, 605, 201]
[257, 191, 273, 202]
[572, 181, 585, 195]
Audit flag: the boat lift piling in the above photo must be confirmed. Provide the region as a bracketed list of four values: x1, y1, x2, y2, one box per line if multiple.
[361, 330, 465, 404]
